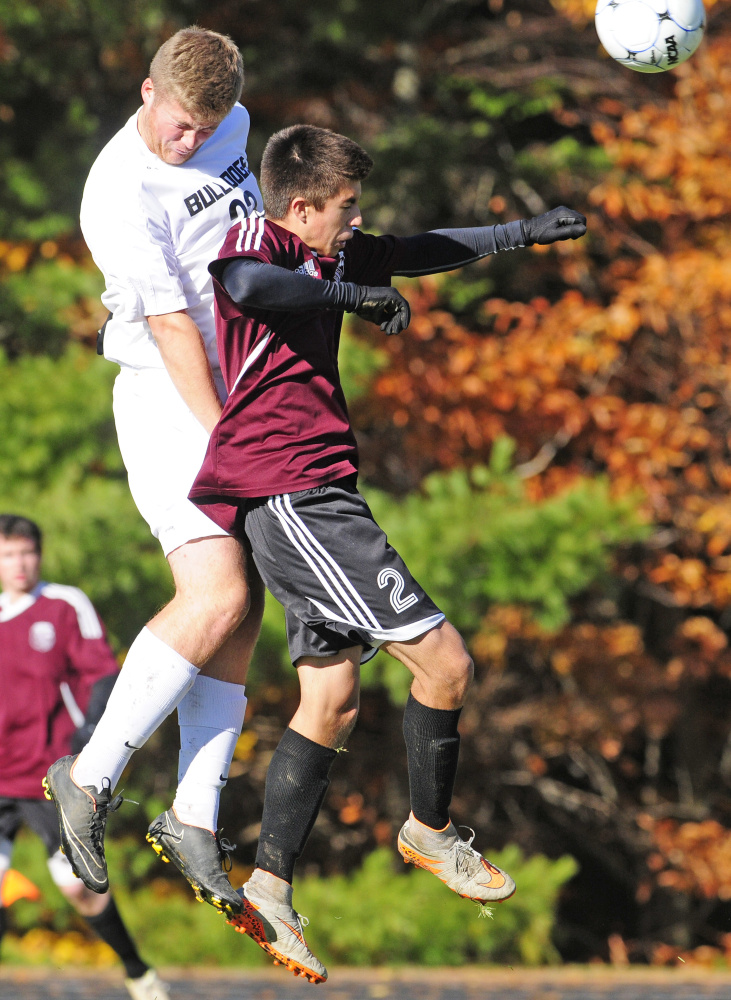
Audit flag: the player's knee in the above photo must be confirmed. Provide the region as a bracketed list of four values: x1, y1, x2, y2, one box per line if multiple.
[432, 629, 473, 702]
[196, 577, 250, 635]
[336, 702, 360, 742]
[58, 880, 109, 917]
[298, 690, 359, 746]
[450, 649, 474, 700]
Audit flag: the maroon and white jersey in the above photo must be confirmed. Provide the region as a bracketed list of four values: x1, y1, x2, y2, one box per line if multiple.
[189, 218, 406, 506]
[0, 583, 119, 799]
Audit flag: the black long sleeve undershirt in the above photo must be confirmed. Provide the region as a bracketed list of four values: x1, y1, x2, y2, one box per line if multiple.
[221, 259, 366, 312]
[394, 219, 525, 276]
[219, 220, 526, 311]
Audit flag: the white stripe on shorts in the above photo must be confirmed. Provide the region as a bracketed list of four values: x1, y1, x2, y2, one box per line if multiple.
[268, 494, 382, 631]
[305, 594, 445, 645]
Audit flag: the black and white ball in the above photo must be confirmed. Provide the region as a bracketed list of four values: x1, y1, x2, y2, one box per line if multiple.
[595, 0, 706, 73]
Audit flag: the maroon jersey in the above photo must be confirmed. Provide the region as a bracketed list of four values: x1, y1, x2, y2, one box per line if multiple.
[189, 218, 405, 508]
[0, 583, 119, 799]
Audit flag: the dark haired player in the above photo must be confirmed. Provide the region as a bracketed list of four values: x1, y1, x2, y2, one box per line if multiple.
[190, 124, 587, 982]
[0, 515, 168, 1000]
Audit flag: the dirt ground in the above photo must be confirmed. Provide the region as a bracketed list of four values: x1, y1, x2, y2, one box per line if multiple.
[2, 966, 731, 1000]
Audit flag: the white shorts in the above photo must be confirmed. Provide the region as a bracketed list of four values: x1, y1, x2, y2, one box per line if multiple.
[113, 366, 229, 557]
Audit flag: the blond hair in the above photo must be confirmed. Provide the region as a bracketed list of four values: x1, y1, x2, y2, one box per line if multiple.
[150, 26, 244, 121]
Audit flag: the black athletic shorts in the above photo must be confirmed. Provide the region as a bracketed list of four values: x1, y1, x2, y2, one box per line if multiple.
[0, 797, 61, 856]
[240, 476, 445, 665]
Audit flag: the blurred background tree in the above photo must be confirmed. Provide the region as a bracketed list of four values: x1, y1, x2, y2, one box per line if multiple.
[2, 0, 731, 969]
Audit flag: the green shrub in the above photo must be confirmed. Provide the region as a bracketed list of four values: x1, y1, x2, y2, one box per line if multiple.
[5, 832, 576, 968]
[362, 438, 648, 702]
[295, 846, 577, 967]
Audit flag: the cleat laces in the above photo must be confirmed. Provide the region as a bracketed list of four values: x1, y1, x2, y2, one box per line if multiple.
[217, 834, 236, 872]
[453, 827, 490, 889]
[88, 778, 124, 853]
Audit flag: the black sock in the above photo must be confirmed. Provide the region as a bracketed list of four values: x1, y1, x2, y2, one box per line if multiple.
[255, 727, 337, 884]
[85, 896, 148, 980]
[403, 692, 462, 829]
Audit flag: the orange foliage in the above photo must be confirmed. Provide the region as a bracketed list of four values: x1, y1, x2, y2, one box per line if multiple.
[355, 25, 731, 954]
[644, 817, 731, 900]
[550, 0, 725, 26]
[362, 31, 731, 614]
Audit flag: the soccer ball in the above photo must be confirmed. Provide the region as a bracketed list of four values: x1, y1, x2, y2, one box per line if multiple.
[595, 0, 706, 73]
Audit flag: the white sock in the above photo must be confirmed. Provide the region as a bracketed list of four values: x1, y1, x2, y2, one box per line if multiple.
[72, 627, 199, 792]
[171, 675, 247, 832]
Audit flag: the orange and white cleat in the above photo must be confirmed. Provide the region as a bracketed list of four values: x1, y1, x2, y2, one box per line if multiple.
[227, 882, 327, 984]
[397, 813, 516, 903]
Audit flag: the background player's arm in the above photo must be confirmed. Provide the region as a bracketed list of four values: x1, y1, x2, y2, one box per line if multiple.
[60, 589, 121, 748]
[147, 310, 223, 434]
[70, 673, 118, 754]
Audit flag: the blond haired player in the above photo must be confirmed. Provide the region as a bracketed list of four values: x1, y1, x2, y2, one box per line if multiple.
[44, 27, 263, 918]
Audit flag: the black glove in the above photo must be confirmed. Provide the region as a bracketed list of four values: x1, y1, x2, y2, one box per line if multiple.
[353, 286, 411, 336]
[521, 206, 587, 246]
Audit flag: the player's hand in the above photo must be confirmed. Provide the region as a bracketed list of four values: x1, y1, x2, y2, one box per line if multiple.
[521, 206, 587, 246]
[354, 286, 411, 336]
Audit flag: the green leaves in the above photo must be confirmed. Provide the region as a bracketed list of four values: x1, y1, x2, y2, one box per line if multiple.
[366, 438, 647, 636]
[0, 347, 172, 650]
[295, 845, 577, 967]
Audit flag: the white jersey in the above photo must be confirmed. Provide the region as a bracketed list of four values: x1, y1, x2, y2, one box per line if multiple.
[80, 103, 262, 371]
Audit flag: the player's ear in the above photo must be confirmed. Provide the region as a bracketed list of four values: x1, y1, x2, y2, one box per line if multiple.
[141, 78, 155, 107]
[290, 196, 311, 225]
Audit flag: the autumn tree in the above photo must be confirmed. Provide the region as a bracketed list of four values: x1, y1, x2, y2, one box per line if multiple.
[4, 0, 731, 964]
[344, 0, 731, 964]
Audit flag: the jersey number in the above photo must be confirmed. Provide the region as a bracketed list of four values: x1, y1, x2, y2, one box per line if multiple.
[229, 191, 259, 221]
[378, 568, 418, 614]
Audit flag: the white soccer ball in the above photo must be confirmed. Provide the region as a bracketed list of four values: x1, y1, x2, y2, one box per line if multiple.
[595, 0, 706, 73]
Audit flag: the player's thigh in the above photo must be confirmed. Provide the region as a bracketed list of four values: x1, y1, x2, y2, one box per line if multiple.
[17, 799, 63, 857]
[14, 800, 95, 893]
[112, 366, 230, 556]
[384, 620, 473, 708]
[291, 647, 362, 745]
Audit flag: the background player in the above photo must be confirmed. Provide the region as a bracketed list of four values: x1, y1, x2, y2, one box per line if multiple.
[45, 27, 265, 919]
[189, 124, 587, 982]
[0, 515, 168, 1000]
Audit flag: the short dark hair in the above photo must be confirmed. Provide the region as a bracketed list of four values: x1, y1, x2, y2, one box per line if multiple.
[0, 514, 42, 552]
[261, 125, 373, 220]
